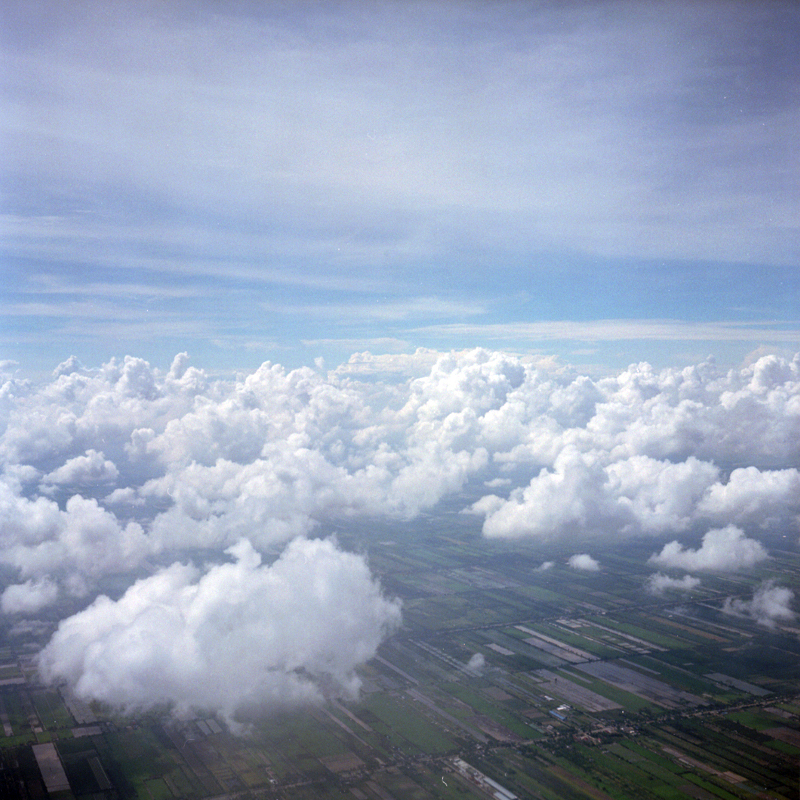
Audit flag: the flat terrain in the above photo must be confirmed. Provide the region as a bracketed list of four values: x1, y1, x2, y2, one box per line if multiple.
[1, 516, 799, 799]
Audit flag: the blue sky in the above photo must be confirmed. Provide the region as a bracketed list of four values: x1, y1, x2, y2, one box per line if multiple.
[2, 0, 798, 375]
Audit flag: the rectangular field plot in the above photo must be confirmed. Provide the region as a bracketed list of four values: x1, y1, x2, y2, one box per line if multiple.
[532, 669, 622, 712]
[575, 661, 709, 710]
[358, 692, 458, 754]
[516, 625, 599, 663]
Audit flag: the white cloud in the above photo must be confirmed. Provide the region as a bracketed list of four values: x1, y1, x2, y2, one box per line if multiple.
[645, 573, 701, 596]
[0, 346, 796, 724]
[484, 477, 512, 489]
[271, 297, 486, 322]
[470, 352, 800, 541]
[1, 577, 59, 614]
[477, 450, 618, 540]
[52, 355, 86, 378]
[0, 348, 797, 604]
[723, 581, 796, 629]
[648, 526, 769, 573]
[43, 449, 119, 486]
[413, 320, 800, 346]
[38, 537, 401, 727]
[466, 653, 485, 674]
[0, 480, 151, 591]
[568, 554, 600, 572]
[474, 453, 722, 540]
[698, 467, 800, 531]
[331, 348, 442, 377]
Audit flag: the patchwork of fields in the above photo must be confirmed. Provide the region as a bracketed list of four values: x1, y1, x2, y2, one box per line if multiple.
[1, 516, 799, 799]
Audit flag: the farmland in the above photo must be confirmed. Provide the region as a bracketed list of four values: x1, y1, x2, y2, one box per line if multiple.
[1, 513, 799, 799]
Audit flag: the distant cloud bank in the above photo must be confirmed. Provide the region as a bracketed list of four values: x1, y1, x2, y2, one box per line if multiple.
[1, 347, 798, 720]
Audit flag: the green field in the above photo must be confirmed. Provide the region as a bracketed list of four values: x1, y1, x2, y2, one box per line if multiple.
[1, 523, 799, 799]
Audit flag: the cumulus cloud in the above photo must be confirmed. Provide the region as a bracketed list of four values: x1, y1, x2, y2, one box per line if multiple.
[568, 553, 600, 572]
[475, 450, 616, 540]
[536, 561, 555, 572]
[53, 356, 86, 379]
[648, 526, 769, 573]
[645, 573, 701, 596]
[697, 467, 800, 530]
[42, 449, 119, 487]
[1, 577, 59, 614]
[723, 581, 796, 629]
[466, 653, 485, 674]
[0, 348, 796, 657]
[0, 481, 151, 598]
[38, 537, 401, 727]
[473, 451, 800, 542]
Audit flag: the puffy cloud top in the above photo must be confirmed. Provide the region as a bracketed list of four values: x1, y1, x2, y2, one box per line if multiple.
[0, 349, 797, 610]
[568, 553, 600, 572]
[38, 537, 401, 726]
[43, 449, 119, 487]
[723, 581, 796, 629]
[0, 482, 150, 591]
[648, 526, 769, 573]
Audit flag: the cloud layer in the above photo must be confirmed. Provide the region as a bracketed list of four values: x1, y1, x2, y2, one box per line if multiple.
[1, 3, 797, 371]
[0, 347, 795, 720]
[1, 348, 797, 613]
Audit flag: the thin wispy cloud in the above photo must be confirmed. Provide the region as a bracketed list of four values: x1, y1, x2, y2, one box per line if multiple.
[25, 277, 206, 300]
[413, 320, 800, 345]
[1, 1, 796, 372]
[301, 338, 410, 352]
[267, 297, 486, 322]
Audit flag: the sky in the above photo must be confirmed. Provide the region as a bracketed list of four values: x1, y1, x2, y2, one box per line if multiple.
[0, 1, 798, 726]
[1, 0, 798, 375]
